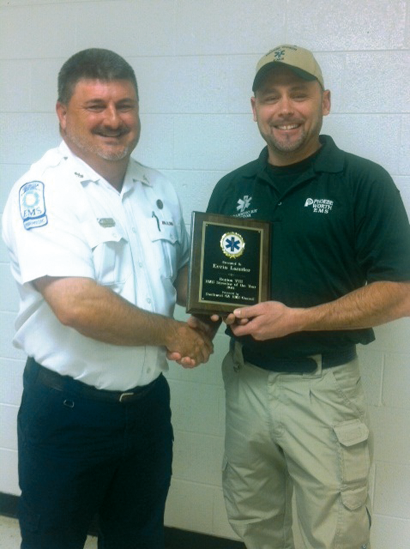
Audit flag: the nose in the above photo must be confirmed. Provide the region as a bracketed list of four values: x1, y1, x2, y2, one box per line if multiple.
[104, 104, 122, 127]
[277, 95, 294, 116]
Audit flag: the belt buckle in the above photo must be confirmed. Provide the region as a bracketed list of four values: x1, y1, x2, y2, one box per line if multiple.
[119, 392, 134, 402]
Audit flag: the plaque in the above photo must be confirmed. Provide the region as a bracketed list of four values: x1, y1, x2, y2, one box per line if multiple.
[186, 212, 271, 315]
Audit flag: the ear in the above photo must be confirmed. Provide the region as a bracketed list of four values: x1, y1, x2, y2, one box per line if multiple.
[56, 101, 68, 130]
[250, 96, 257, 122]
[322, 90, 331, 117]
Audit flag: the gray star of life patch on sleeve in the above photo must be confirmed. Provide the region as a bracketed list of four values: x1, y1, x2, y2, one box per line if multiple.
[19, 181, 48, 230]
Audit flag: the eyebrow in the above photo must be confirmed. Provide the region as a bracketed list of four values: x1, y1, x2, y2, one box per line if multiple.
[83, 98, 137, 106]
[257, 83, 313, 97]
[263, 82, 311, 92]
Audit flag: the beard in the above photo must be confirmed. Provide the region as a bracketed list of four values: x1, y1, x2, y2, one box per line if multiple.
[260, 113, 324, 159]
[267, 128, 308, 154]
[62, 124, 139, 162]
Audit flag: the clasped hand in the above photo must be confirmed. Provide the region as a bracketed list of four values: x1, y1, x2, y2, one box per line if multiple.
[167, 301, 303, 368]
[166, 318, 214, 368]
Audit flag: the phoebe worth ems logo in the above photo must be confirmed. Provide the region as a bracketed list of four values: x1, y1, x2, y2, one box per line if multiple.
[304, 198, 334, 214]
[19, 181, 48, 230]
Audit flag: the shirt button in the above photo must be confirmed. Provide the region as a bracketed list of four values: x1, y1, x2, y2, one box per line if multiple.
[146, 297, 151, 304]
[138, 262, 143, 268]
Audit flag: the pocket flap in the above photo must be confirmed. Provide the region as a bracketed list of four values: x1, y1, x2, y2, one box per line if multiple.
[81, 219, 127, 249]
[334, 420, 369, 447]
[147, 217, 178, 243]
[341, 485, 368, 510]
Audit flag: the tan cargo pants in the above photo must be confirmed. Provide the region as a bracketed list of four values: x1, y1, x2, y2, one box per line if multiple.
[222, 342, 372, 549]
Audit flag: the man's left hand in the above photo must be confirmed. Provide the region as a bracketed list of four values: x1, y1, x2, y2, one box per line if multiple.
[227, 301, 303, 340]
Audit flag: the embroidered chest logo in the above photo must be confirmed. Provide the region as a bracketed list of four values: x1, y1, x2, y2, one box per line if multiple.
[237, 195, 252, 213]
[304, 198, 334, 214]
[235, 195, 257, 218]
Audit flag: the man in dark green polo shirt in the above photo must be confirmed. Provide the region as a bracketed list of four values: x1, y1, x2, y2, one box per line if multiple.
[188, 45, 410, 549]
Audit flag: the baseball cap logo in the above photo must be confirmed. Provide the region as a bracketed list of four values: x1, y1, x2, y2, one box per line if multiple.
[273, 48, 285, 61]
[253, 44, 324, 92]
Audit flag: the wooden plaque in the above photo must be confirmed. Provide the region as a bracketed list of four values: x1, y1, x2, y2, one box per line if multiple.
[186, 212, 271, 315]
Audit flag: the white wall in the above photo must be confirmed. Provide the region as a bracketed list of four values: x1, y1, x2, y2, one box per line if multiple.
[0, 0, 409, 546]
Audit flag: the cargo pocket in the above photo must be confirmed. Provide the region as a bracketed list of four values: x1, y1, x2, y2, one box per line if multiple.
[334, 419, 370, 510]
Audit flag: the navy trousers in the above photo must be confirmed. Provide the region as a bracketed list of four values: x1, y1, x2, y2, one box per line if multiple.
[18, 360, 173, 549]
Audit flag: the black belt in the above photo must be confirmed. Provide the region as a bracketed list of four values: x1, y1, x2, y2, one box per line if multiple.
[242, 345, 357, 373]
[26, 357, 160, 403]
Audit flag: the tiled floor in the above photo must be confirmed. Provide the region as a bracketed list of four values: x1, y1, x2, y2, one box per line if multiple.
[0, 515, 97, 548]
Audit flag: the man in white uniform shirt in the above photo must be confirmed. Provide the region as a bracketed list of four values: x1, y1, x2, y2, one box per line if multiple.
[2, 48, 212, 549]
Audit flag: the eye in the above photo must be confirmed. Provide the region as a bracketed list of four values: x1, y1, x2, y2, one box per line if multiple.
[262, 95, 279, 104]
[86, 104, 105, 112]
[117, 104, 135, 112]
[291, 92, 309, 101]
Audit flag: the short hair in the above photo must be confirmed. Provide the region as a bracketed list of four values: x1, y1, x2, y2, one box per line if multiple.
[57, 48, 139, 104]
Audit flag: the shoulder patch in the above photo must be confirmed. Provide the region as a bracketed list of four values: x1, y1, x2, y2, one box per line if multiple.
[19, 181, 48, 230]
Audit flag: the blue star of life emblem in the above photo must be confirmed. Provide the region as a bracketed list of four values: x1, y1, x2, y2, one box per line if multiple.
[226, 236, 240, 252]
[220, 232, 245, 259]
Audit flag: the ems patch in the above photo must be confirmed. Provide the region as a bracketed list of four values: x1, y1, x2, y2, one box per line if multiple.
[19, 181, 48, 230]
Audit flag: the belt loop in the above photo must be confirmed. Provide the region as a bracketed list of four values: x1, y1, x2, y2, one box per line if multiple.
[309, 353, 323, 375]
[26, 356, 40, 383]
[119, 392, 134, 402]
[232, 340, 244, 372]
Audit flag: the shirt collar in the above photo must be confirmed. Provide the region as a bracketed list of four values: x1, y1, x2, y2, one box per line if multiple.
[58, 141, 102, 184]
[58, 141, 153, 192]
[121, 159, 153, 195]
[253, 134, 345, 178]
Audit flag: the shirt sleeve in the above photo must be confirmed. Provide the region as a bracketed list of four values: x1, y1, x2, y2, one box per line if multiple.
[3, 177, 95, 285]
[353, 164, 410, 283]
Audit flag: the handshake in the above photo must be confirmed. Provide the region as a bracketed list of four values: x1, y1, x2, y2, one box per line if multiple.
[165, 300, 302, 368]
[165, 315, 221, 368]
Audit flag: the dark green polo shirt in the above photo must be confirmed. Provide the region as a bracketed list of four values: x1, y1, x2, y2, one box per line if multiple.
[207, 135, 410, 360]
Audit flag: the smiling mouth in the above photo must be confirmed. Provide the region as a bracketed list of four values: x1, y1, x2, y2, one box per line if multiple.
[275, 124, 300, 130]
[96, 130, 128, 139]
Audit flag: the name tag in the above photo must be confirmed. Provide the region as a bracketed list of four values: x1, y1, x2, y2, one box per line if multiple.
[98, 218, 116, 228]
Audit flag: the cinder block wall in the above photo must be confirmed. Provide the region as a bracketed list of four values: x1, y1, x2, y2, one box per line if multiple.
[0, 1, 409, 546]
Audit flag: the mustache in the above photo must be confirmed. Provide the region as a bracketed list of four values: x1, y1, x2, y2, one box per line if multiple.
[93, 127, 130, 137]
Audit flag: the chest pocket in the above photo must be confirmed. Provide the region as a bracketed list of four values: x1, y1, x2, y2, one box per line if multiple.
[81, 220, 132, 287]
[146, 217, 179, 279]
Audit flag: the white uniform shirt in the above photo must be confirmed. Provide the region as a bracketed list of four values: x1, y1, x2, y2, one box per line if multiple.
[2, 142, 189, 390]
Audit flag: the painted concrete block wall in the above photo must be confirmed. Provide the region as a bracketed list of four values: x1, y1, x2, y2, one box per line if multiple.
[0, 0, 409, 546]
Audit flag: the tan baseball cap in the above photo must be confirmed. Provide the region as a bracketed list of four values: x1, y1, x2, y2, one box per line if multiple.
[252, 44, 324, 92]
